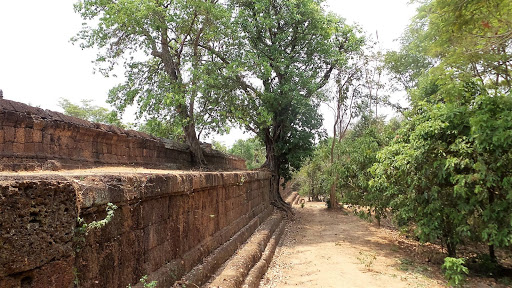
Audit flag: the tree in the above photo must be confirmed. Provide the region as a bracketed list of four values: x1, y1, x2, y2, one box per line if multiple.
[371, 102, 475, 257]
[73, 0, 232, 165]
[384, 26, 434, 94]
[205, 0, 363, 213]
[137, 117, 184, 141]
[333, 115, 398, 224]
[294, 140, 331, 202]
[327, 40, 392, 209]
[58, 98, 124, 127]
[327, 42, 364, 209]
[294, 115, 400, 216]
[228, 137, 265, 170]
[464, 94, 512, 262]
[211, 140, 228, 153]
[407, 0, 512, 93]
[372, 0, 512, 263]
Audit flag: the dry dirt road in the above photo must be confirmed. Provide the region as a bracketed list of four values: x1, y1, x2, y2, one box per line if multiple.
[260, 201, 446, 288]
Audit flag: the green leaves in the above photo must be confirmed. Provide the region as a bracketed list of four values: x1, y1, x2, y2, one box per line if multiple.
[58, 98, 126, 127]
[442, 257, 469, 287]
[74, 0, 239, 158]
[228, 137, 266, 170]
[210, 0, 365, 181]
[393, 0, 512, 98]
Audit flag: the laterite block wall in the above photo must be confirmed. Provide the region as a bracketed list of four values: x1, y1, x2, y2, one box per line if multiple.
[0, 171, 272, 287]
[0, 99, 272, 287]
[0, 99, 245, 171]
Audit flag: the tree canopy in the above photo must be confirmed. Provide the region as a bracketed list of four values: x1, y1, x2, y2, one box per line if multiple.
[74, 0, 233, 164]
[211, 0, 364, 211]
[58, 98, 124, 127]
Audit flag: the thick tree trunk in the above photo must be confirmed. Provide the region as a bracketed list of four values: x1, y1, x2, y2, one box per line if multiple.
[262, 130, 293, 216]
[157, 27, 205, 167]
[184, 120, 206, 166]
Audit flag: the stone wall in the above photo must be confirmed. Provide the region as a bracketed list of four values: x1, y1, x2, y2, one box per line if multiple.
[0, 170, 272, 287]
[0, 99, 245, 171]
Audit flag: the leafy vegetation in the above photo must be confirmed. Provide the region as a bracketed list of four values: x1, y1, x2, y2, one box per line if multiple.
[294, 0, 512, 279]
[73, 0, 234, 164]
[76, 203, 118, 236]
[442, 257, 469, 287]
[59, 98, 125, 127]
[127, 275, 157, 288]
[228, 137, 265, 170]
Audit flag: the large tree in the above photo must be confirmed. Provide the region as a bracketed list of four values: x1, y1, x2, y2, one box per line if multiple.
[204, 0, 363, 212]
[73, 0, 232, 165]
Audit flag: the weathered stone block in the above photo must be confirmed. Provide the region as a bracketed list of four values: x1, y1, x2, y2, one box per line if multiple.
[143, 222, 169, 252]
[15, 127, 25, 143]
[142, 198, 169, 228]
[0, 180, 76, 277]
[3, 126, 14, 142]
[32, 129, 42, 143]
[0, 257, 74, 288]
[2, 142, 12, 154]
[2, 111, 19, 127]
[12, 143, 24, 154]
[144, 244, 169, 273]
[24, 142, 35, 154]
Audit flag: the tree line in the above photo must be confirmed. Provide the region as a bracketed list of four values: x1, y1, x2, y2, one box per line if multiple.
[294, 0, 512, 279]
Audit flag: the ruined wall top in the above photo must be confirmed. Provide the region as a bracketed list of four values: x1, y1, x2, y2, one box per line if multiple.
[0, 98, 245, 171]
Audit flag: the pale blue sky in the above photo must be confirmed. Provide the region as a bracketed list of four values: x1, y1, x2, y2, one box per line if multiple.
[0, 0, 417, 145]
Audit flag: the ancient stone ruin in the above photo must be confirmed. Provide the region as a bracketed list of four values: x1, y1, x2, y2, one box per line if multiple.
[0, 99, 244, 171]
[0, 99, 291, 288]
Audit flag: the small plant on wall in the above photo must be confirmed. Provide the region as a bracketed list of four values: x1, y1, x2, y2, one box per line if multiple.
[76, 202, 118, 236]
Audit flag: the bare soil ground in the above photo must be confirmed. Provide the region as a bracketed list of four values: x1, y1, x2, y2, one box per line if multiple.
[261, 201, 509, 288]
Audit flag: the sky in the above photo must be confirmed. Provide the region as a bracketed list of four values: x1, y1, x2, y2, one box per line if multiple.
[0, 0, 418, 146]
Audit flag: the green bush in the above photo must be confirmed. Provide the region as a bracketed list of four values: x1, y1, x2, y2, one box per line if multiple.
[442, 257, 469, 287]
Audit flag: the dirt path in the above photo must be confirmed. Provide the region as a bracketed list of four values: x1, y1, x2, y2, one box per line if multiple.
[260, 201, 446, 288]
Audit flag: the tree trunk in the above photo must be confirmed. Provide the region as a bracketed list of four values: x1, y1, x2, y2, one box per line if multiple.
[330, 174, 340, 209]
[446, 241, 457, 258]
[489, 244, 497, 263]
[262, 129, 293, 216]
[329, 127, 340, 210]
[488, 190, 497, 263]
[183, 120, 206, 166]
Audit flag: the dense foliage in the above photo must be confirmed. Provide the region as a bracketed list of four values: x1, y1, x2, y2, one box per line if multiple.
[74, 0, 234, 164]
[228, 137, 266, 170]
[294, 0, 512, 271]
